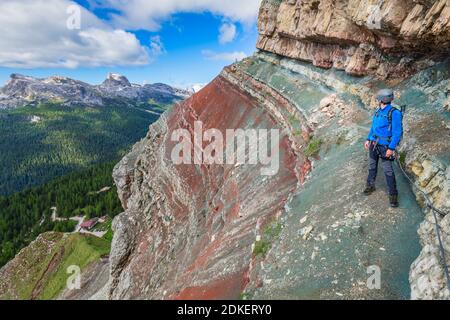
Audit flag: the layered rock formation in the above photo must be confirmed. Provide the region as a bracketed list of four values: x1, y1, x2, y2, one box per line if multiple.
[257, 0, 449, 79]
[109, 72, 309, 299]
[107, 0, 449, 300]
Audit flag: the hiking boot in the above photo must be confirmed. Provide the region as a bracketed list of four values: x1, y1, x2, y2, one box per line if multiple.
[390, 195, 399, 208]
[363, 185, 376, 196]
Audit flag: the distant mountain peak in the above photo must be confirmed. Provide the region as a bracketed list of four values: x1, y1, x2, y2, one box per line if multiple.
[10, 73, 29, 78]
[8, 73, 36, 82]
[102, 73, 131, 88]
[183, 83, 205, 94]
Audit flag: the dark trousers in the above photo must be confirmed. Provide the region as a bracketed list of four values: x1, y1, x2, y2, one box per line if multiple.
[367, 144, 398, 196]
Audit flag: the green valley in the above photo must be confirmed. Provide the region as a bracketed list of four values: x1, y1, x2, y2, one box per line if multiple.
[0, 73, 186, 277]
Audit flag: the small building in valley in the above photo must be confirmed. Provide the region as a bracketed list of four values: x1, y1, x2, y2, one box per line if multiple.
[80, 218, 99, 231]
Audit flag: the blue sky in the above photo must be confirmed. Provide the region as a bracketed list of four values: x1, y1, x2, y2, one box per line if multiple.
[0, 0, 261, 88]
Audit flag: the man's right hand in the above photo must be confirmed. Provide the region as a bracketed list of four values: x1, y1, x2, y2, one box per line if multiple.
[365, 141, 371, 151]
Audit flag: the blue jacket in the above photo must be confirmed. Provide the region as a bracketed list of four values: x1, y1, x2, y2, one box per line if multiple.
[367, 104, 403, 150]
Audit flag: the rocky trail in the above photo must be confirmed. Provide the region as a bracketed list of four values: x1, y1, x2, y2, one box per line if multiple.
[249, 133, 424, 299]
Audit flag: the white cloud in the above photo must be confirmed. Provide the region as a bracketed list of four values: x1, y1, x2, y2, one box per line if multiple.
[90, 0, 262, 31]
[219, 23, 237, 44]
[149, 36, 166, 58]
[202, 50, 248, 62]
[0, 0, 261, 69]
[0, 0, 150, 68]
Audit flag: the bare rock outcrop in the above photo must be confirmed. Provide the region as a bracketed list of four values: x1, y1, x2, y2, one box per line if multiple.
[405, 152, 450, 300]
[410, 215, 450, 300]
[109, 73, 309, 299]
[257, 0, 449, 79]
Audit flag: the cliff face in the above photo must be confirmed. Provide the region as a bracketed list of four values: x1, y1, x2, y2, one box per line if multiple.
[109, 73, 309, 299]
[108, 0, 450, 300]
[257, 0, 449, 79]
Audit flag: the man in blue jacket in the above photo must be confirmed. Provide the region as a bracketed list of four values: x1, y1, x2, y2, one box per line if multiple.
[364, 89, 403, 208]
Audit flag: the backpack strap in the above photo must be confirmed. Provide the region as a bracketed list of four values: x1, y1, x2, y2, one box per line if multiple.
[388, 107, 401, 131]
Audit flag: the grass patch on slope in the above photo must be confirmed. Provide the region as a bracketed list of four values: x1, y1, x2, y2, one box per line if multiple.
[11, 233, 65, 300]
[1, 232, 110, 300]
[304, 137, 323, 158]
[253, 222, 283, 258]
[39, 234, 110, 300]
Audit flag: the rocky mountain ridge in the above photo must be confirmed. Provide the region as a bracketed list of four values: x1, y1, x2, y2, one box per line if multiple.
[0, 73, 191, 109]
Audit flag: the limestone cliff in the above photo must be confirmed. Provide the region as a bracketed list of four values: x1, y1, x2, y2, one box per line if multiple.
[258, 0, 449, 79]
[107, 0, 449, 300]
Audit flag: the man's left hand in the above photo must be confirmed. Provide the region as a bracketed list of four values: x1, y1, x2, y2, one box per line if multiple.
[386, 149, 394, 159]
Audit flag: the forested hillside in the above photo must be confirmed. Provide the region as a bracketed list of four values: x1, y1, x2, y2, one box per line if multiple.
[0, 75, 180, 269]
[0, 101, 162, 195]
[0, 161, 123, 267]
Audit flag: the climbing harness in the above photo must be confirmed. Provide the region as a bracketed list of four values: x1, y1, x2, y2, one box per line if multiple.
[372, 137, 395, 161]
[396, 156, 450, 294]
